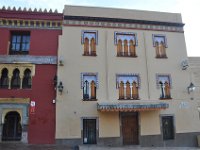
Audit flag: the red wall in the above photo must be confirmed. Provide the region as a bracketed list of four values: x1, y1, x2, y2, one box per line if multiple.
[0, 65, 56, 144]
[0, 27, 61, 144]
[0, 28, 61, 56]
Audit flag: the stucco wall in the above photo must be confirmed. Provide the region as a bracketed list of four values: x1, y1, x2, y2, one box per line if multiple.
[56, 6, 199, 141]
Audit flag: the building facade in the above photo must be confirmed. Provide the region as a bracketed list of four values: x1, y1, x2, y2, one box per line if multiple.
[0, 7, 62, 144]
[56, 5, 200, 147]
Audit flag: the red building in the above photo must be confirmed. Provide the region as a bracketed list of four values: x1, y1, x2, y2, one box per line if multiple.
[0, 7, 62, 144]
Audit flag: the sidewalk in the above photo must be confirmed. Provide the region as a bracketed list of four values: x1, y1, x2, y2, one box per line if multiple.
[79, 145, 200, 150]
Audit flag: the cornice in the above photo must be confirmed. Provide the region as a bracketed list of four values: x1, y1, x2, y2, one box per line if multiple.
[63, 15, 184, 32]
[0, 18, 62, 29]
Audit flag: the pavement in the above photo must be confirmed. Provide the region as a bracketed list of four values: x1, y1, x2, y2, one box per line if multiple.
[0, 143, 200, 150]
[0, 143, 73, 150]
[79, 145, 200, 150]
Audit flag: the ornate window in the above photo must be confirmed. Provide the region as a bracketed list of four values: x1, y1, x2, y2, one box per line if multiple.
[10, 31, 30, 55]
[11, 69, 21, 89]
[81, 73, 98, 100]
[0, 68, 9, 88]
[114, 32, 137, 57]
[116, 74, 140, 100]
[22, 69, 32, 89]
[156, 74, 172, 99]
[81, 30, 98, 56]
[153, 34, 167, 58]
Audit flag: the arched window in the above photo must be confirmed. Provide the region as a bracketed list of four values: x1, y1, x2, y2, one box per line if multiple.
[164, 81, 171, 98]
[119, 81, 124, 99]
[0, 68, 9, 88]
[117, 39, 122, 56]
[90, 80, 96, 99]
[132, 81, 139, 99]
[157, 74, 172, 99]
[22, 69, 32, 89]
[11, 69, 20, 89]
[82, 73, 98, 100]
[117, 74, 140, 100]
[126, 81, 131, 99]
[153, 35, 167, 58]
[129, 40, 136, 57]
[84, 38, 89, 55]
[124, 40, 128, 56]
[83, 80, 90, 99]
[160, 41, 166, 58]
[90, 38, 96, 56]
[155, 41, 159, 57]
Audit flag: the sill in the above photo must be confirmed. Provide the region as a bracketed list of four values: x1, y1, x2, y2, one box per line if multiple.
[82, 99, 98, 101]
[155, 56, 168, 59]
[117, 55, 137, 58]
[22, 88, 32, 90]
[118, 98, 140, 100]
[9, 51, 29, 55]
[82, 54, 97, 56]
[159, 98, 172, 100]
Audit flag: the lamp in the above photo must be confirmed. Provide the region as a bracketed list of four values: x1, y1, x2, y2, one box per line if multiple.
[58, 81, 64, 94]
[59, 59, 64, 66]
[188, 82, 195, 94]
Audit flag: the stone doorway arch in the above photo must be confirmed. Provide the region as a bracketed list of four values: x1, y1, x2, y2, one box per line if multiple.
[2, 111, 22, 141]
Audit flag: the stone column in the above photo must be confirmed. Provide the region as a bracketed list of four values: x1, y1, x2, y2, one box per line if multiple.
[21, 124, 28, 143]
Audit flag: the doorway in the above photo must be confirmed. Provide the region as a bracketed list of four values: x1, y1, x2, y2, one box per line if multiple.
[2, 111, 22, 141]
[121, 112, 139, 145]
[83, 119, 97, 144]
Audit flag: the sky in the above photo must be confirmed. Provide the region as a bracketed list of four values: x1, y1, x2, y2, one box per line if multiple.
[1, 0, 200, 56]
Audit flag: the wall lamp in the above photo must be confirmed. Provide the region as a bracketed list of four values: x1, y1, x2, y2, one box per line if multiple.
[59, 59, 64, 66]
[187, 82, 195, 94]
[58, 81, 64, 94]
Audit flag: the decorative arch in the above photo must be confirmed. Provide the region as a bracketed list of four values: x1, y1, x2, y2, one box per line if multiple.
[22, 68, 32, 89]
[90, 37, 96, 56]
[2, 111, 22, 141]
[0, 64, 35, 89]
[11, 68, 20, 89]
[129, 40, 136, 57]
[124, 39, 128, 56]
[117, 39, 122, 56]
[84, 37, 89, 55]
[0, 68, 9, 88]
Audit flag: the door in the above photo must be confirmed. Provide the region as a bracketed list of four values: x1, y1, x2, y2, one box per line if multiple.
[83, 119, 97, 144]
[121, 112, 139, 145]
[2, 111, 22, 141]
[162, 116, 174, 140]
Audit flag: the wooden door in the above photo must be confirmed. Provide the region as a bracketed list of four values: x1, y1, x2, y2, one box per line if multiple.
[122, 113, 139, 145]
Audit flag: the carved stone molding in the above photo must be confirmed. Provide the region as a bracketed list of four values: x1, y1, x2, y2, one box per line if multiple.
[0, 55, 57, 64]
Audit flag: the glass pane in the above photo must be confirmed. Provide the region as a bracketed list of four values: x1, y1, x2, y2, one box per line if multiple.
[11, 44, 16, 50]
[22, 44, 30, 51]
[22, 36, 30, 42]
[16, 36, 21, 42]
[15, 44, 20, 51]
[12, 36, 17, 42]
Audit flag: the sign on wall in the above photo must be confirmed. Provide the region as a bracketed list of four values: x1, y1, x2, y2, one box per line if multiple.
[30, 101, 36, 114]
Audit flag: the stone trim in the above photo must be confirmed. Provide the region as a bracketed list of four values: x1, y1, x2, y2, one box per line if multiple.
[63, 16, 184, 32]
[97, 102, 169, 112]
[0, 55, 57, 64]
[0, 18, 62, 29]
[0, 98, 30, 104]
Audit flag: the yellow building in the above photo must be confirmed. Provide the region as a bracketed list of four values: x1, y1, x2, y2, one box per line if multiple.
[56, 5, 200, 147]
